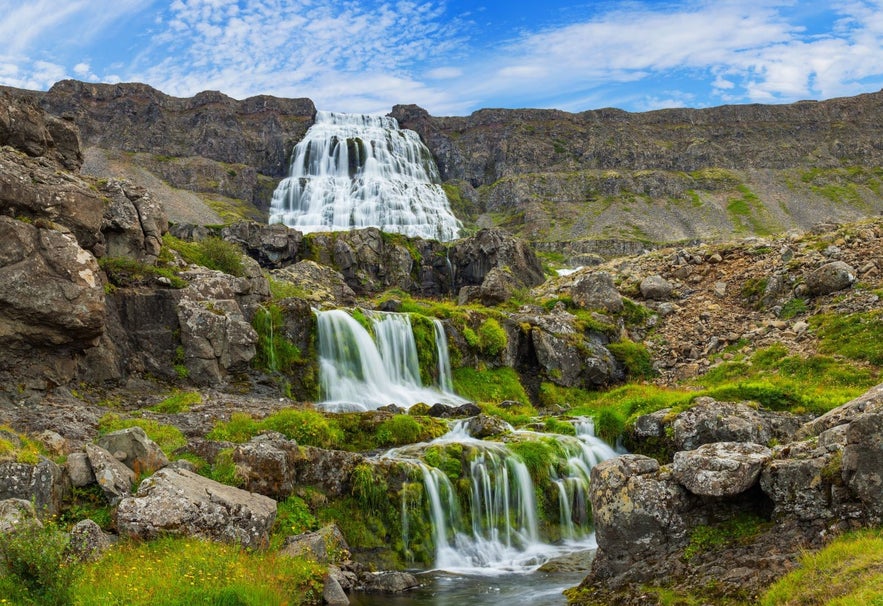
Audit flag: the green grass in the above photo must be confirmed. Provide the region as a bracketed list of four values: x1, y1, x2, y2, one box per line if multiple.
[99, 256, 187, 290]
[162, 234, 245, 277]
[452, 366, 530, 406]
[70, 536, 326, 605]
[150, 390, 202, 414]
[760, 528, 883, 606]
[208, 409, 343, 449]
[811, 310, 883, 365]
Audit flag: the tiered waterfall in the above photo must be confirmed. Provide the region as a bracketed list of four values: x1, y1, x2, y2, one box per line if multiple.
[269, 111, 461, 241]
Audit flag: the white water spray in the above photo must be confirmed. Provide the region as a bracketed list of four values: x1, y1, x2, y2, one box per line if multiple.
[269, 111, 461, 241]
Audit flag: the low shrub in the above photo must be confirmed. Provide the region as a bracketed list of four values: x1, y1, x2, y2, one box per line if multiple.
[0, 520, 78, 605]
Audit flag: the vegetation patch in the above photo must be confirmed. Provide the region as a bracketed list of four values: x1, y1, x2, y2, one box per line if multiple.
[98, 413, 187, 455]
[760, 528, 883, 606]
[453, 366, 530, 407]
[150, 390, 202, 414]
[607, 339, 656, 380]
[811, 310, 883, 365]
[683, 513, 770, 561]
[0, 425, 43, 465]
[99, 256, 187, 290]
[208, 408, 343, 449]
[162, 233, 245, 277]
[70, 536, 325, 605]
[252, 304, 303, 374]
[0, 519, 78, 605]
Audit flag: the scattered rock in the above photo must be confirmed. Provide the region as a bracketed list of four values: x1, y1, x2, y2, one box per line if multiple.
[323, 573, 350, 606]
[85, 443, 135, 505]
[570, 271, 624, 313]
[96, 426, 169, 476]
[68, 519, 113, 562]
[0, 498, 41, 533]
[65, 452, 96, 488]
[639, 275, 673, 300]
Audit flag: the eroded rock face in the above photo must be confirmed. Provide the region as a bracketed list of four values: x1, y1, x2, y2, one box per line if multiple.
[0, 92, 82, 170]
[450, 228, 545, 290]
[116, 468, 276, 549]
[673, 442, 771, 497]
[842, 412, 883, 521]
[589, 455, 690, 579]
[233, 433, 302, 500]
[0, 217, 105, 346]
[221, 221, 302, 268]
[270, 260, 356, 306]
[0, 459, 68, 517]
[101, 179, 168, 262]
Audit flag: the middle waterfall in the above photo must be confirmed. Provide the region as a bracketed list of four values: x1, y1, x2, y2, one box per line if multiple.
[316, 309, 465, 411]
[269, 111, 462, 242]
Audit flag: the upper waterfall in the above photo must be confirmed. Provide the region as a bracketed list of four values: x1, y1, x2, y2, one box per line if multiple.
[269, 111, 462, 242]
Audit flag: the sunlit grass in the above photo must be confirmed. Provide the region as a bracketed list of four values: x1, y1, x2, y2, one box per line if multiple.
[71, 536, 326, 606]
[760, 528, 883, 606]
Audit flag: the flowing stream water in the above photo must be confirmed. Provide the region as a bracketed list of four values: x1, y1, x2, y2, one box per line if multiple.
[316, 308, 618, 604]
[268, 111, 461, 241]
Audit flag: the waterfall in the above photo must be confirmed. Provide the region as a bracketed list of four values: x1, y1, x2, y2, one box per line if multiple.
[387, 418, 618, 573]
[269, 111, 462, 242]
[315, 309, 465, 411]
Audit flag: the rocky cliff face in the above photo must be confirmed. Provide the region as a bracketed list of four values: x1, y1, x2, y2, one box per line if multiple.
[391, 94, 883, 246]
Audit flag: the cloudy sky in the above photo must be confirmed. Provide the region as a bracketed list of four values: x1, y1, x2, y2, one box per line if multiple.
[1, 0, 882, 116]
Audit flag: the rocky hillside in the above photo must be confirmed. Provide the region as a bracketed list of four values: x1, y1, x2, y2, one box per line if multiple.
[5, 80, 883, 251]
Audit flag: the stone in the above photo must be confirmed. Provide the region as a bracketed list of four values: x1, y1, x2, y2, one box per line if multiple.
[570, 271, 624, 313]
[0, 458, 68, 517]
[85, 443, 136, 505]
[323, 574, 350, 606]
[360, 571, 420, 593]
[796, 383, 883, 439]
[673, 442, 772, 497]
[713, 281, 728, 298]
[449, 228, 545, 290]
[96, 426, 169, 476]
[280, 524, 350, 563]
[269, 260, 356, 306]
[639, 274, 673, 300]
[221, 221, 302, 268]
[116, 468, 276, 549]
[479, 266, 517, 306]
[100, 180, 168, 262]
[841, 412, 883, 520]
[589, 455, 689, 578]
[233, 434, 302, 500]
[805, 261, 856, 296]
[760, 442, 841, 521]
[36, 430, 67, 457]
[672, 398, 771, 451]
[0, 498, 41, 533]
[68, 519, 113, 562]
[463, 414, 510, 439]
[66, 452, 96, 488]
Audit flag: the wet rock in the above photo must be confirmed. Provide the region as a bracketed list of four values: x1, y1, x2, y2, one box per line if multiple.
[464, 414, 510, 438]
[85, 443, 135, 505]
[673, 442, 772, 497]
[323, 574, 350, 606]
[805, 261, 856, 296]
[360, 571, 420, 593]
[116, 468, 276, 549]
[0, 458, 68, 517]
[96, 426, 169, 476]
[280, 524, 350, 563]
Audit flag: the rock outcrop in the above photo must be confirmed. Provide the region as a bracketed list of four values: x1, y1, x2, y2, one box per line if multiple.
[116, 468, 276, 549]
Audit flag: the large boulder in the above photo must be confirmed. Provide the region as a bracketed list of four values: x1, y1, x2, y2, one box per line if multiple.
[805, 261, 856, 296]
[68, 519, 113, 562]
[570, 271, 624, 313]
[233, 434, 302, 500]
[760, 440, 847, 521]
[0, 458, 68, 517]
[95, 426, 169, 476]
[116, 468, 276, 549]
[531, 328, 622, 389]
[360, 571, 420, 593]
[673, 442, 771, 497]
[269, 260, 356, 306]
[639, 274, 673, 300]
[672, 398, 771, 451]
[796, 383, 883, 439]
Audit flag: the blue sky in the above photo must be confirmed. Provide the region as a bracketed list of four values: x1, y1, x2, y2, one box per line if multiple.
[2, 1, 882, 116]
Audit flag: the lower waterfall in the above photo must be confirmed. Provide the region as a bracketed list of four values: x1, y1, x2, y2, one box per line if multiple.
[315, 309, 464, 411]
[386, 418, 617, 573]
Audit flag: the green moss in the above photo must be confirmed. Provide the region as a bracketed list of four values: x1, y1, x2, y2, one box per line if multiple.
[162, 233, 245, 276]
[253, 304, 302, 374]
[683, 513, 771, 561]
[477, 317, 508, 356]
[375, 415, 423, 447]
[351, 463, 389, 513]
[150, 390, 202, 414]
[779, 297, 808, 319]
[607, 339, 656, 380]
[99, 256, 187, 289]
[452, 366, 530, 406]
[507, 439, 558, 484]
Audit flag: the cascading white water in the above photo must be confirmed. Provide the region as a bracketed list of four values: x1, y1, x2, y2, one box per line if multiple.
[269, 111, 462, 241]
[387, 418, 618, 574]
[315, 309, 465, 411]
